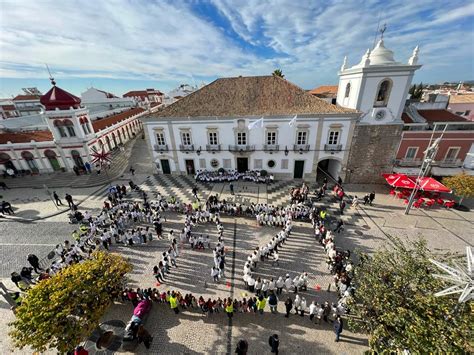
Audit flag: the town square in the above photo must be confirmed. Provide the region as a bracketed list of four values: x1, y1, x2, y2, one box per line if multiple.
[0, 1, 473, 354]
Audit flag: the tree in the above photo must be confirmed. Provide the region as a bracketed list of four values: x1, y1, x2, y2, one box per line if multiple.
[272, 69, 284, 78]
[9, 251, 132, 353]
[347, 237, 471, 353]
[443, 172, 474, 205]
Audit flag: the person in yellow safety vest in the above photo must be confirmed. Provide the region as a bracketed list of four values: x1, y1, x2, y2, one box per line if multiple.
[71, 230, 80, 242]
[192, 201, 199, 210]
[79, 224, 89, 235]
[257, 295, 266, 314]
[169, 291, 179, 314]
[319, 210, 327, 220]
[225, 297, 234, 319]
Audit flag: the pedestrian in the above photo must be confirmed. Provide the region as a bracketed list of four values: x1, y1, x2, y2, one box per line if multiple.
[363, 193, 370, 205]
[276, 276, 284, 295]
[351, 195, 359, 208]
[309, 301, 317, 322]
[0, 182, 9, 190]
[268, 334, 279, 354]
[137, 324, 153, 349]
[27, 254, 43, 273]
[73, 166, 80, 176]
[339, 200, 346, 215]
[192, 187, 199, 201]
[169, 291, 179, 314]
[65, 193, 74, 209]
[129, 166, 135, 175]
[334, 219, 344, 233]
[369, 191, 375, 205]
[211, 266, 220, 282]
[323, 301, 330, 322]
[268, 291, 278, 313]
[272, 251, 279, 266]
[84, 161, 92, 174]
[334, 315, 344, 342]
[257, 295, 266, 314]
[235, 339, 248, 355]
[225, 297, 234, 319]
[284, 297, 292, 318]
[53, 191, 63, 206]
[230, 183, 234, 195]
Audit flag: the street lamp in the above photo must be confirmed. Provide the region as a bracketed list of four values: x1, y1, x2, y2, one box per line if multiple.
[284, 146, 289, 156]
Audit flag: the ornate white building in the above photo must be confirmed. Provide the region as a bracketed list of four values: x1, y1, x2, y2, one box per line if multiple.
[144, 76, 358, 180]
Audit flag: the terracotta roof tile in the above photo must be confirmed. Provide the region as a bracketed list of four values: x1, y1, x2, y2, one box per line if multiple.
[401, 113, 413, 124]
[152, 76, 355, 118]
[0, 130, 53, 144]
[13, 94, 41, 101]
[417, 109, 469, 123]
[449, 94, 474, 104]
[92, 107, 145, 132]
[308, 85, 339, 96]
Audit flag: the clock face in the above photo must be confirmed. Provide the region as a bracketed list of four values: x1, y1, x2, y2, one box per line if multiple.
[375, 110, 386, 120]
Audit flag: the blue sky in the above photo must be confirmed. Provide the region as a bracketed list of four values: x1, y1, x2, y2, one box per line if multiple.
[1, 0, 473, 97]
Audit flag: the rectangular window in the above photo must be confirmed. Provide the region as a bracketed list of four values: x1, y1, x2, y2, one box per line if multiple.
[199, 158, 206, 169]
[208, 132, 218, 145]
[405, 147, 418, 160]
[181, 132, 192, 145]
[156, 132, 166, 145]
[237, 132, 246, 145]
[445, 147, 460, 161]
[254, 159, 262, 169]
[66, 126, 76, 137]
[296, 131, 307, 145]
[223, 159, 231, 169]
[281, 159, 289, 169]
[266, 131, 276, 145]
[328, 131, 340, 145]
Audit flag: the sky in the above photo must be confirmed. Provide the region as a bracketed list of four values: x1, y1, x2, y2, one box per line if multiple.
[0, 0, 473, 98]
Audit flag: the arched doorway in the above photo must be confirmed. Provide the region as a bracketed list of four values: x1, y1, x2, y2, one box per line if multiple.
[317, 158, 342, 183]
[105, 136, 112, 151]
[127, 125, 132, 137]
[21, 151, 39, 173]
[44, 150, 61, 171]
[71, 150, 84, 169]
[111, 132, 117, 147]
[0, 152, 17, 173]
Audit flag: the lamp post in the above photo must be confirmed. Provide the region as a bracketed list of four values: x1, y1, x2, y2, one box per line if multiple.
[405, 123, 447, 214]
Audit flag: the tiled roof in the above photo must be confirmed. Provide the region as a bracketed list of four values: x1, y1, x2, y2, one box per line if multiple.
[0, 130, 53, 144]
[449, 94, 474, 104]
[40, 85, 82, 110]
[123, 90, 163, 98]
[153, 76, 355, 118]
[417, 109, 469, 123]
[401, 113, 413, 124]
[308, 85, 339, 97]
[92, 107, 145, 132]
[13, 94, 41, 101]
[1, 105, 16, 111]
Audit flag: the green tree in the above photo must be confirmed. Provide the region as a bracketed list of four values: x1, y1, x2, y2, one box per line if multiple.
[443, 172, 474, 205]
[9, 251, 132, 353]
[272, 69, 284, 78]
[347, 238, 471, 353]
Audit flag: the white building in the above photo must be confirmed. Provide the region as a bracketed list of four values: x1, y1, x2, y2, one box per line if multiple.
[144, 76, 358, 180]
[81, 87, 137, 110]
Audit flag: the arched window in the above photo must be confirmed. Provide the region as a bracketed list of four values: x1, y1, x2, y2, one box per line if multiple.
[344, 83, 351, 98]
[21, 151, 38, 172]
[54, 120, 67, 138]
[63, 120, 76, 137]
[374, 79, 392, 107]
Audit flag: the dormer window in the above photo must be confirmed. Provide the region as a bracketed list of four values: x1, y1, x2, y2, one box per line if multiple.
[374, 79, 392, 107]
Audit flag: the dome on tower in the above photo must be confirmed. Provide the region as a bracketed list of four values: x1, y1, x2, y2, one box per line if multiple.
[40, 83, 82, 111]
[369, 39, 400, 65]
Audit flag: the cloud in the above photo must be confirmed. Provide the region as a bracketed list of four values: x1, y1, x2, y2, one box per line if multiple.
[0, 0, 473, 95]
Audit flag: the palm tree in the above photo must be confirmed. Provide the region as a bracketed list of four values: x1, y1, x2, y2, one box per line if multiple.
[272, 69, 284, 78]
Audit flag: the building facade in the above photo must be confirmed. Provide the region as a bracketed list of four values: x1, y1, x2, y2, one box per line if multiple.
[0, 82, 145, 175]
[144, 76, 358, 181]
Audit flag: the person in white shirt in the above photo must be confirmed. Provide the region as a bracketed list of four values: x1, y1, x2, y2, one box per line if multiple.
[299, 297, 307, 317]
[284, 274, 293, 292]
[247, 275, 256, 292]
[272, 251, 279, 266]
[276, 276, 284, 295]
[261, 279, 269, 297]
[211, 266, 220, 282]
[309, 301, 317, 322]
[294, 294, 301, 314]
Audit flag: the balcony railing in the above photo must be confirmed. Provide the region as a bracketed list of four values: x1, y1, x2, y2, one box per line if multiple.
[229, 144, 256, 152]
[179, 144, 194, 151]
[293, 144, 310, 152]
[263, 144, 279, 152]
[396, 158, 423, 166]
[206, 144, 221, 152]
[324, 144, 342, 152]
[437, 159, 462, 167]
[153, 144, 169, 152]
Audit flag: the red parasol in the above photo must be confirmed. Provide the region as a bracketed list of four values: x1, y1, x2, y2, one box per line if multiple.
[416, 177, 451, 193]
[382, 173, 417, 189]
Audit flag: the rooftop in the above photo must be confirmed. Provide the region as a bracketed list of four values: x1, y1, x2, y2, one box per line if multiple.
[153, 76, 355, 118]
[40, 85, 82, 111]
[449, 94, 474, 104]
[13, 94, 41, 101]
[417, 109, 469, 123]
[92, 107, 145, 132]
[0, 130, 53, 144]
[308, 85, 338, 97]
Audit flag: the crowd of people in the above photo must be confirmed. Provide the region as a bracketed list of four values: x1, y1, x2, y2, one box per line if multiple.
[195, 169, 273, 184]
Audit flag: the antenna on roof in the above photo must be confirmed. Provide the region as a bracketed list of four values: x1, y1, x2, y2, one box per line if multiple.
[379, 23, 387, 40]
[45, 64, 56, 86]
[372, 14, 381, 48]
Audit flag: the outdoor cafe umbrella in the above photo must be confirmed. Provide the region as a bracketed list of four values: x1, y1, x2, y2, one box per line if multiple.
[382, 173, 417, 189]
[416, 176, 452, 193]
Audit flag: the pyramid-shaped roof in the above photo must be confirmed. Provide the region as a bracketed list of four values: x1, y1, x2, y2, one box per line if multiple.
[40, 84, 81, 111]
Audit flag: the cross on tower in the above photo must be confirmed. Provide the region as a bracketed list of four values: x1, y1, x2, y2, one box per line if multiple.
[379, 23, 387, 40]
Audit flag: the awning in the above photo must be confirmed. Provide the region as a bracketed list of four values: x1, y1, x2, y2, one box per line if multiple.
[431, 167, 474, 176]
[382, 173, 417, 189]
[392, 167, 422, 175]
[416, 177, 451, 193]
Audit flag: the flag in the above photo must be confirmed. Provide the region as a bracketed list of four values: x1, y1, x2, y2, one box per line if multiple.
[288, 115, 297, 127]
[248, 117, 264, 130]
